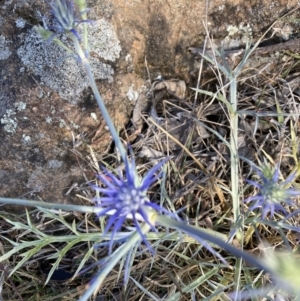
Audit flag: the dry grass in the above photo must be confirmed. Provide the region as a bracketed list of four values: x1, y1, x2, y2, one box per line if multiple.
[2, 6, 300, 300]
[2, 46, 300, 300]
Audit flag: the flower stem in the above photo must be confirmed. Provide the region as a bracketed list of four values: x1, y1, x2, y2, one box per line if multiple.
[71, 35, 127, 162]
[155, 215, 270, 273]
[0, 197, 101, 214]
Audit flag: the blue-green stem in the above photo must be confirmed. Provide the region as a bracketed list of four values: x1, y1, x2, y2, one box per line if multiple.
[0, 197, 101, 214]
[154, 215, 270, 273]
[78, 223, 151, 301]
[71, 35, 127, 162]
[75, 0, 89, 52]
[0, 198, 157, 225]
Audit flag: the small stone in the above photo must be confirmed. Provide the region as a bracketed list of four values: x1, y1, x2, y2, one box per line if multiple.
[22, 134, 31, 144]
[90, 112, 98, 121]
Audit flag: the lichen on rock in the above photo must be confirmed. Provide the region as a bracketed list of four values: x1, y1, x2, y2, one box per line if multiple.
[17, 19, 121, 104]
[0, 109, 17, 133]
[0, 35, 12, 60]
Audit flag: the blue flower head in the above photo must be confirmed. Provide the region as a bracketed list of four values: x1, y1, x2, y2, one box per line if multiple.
[245, 164, 299, 218]
[44, 0, 88, 41]
[92, 156, 174, 253]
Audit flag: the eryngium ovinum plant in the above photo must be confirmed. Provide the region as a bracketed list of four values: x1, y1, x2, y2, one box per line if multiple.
[192, 27, 300, 299]
[0, 0, 300, 300]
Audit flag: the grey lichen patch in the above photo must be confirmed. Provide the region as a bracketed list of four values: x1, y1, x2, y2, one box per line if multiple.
[1, 109, 17, 133]
[59, 119, 67, 128]
[14, 101, 26, 111]
[17, 19, 121, 104]
[45, 116, 52, 124]
[0, 35, 12, 60]
[226, 25, 239, 36]
[224, 23, 253, 48]
[1, 102, 27, 133]
[47, 159, 63, 169]
[87, 19, 121, 62]
[22, 134, 31, 144]
[126, 85, 139, 102]
[15, 18, 26, 28]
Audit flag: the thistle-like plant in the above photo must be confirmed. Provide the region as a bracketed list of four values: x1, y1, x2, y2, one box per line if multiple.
[32, 1, 235, 263]
[92, 156, 175, 254]
[245, 164, 299, 218]
[0, 1, 276, 300]
[83, 154, 271, 300]
[44, 0, 83, 39]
